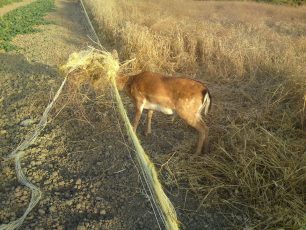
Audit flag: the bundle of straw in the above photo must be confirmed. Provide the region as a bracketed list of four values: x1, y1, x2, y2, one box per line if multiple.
[61, 47, 119, 91]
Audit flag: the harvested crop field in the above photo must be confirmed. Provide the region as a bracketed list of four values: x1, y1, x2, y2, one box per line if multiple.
[1, 0, 306, 229]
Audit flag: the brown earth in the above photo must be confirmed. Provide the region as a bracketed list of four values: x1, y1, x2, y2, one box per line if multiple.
[0, 0, 234, 229]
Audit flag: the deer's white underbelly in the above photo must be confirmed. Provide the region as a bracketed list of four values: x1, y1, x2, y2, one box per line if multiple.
[143, 101, 173, 115]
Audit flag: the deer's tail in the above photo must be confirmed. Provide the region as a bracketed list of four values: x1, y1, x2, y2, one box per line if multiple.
[202, 89, 212, 116]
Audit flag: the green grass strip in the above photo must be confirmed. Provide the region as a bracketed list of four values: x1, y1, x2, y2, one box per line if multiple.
[0, 0, 22, 8]
[0, 0, 54, 51]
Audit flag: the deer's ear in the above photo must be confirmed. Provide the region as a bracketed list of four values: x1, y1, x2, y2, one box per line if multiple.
[111, 49, 119, 60]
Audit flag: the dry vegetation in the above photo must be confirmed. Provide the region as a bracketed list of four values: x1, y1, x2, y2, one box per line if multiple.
[83, 0, 306, 229]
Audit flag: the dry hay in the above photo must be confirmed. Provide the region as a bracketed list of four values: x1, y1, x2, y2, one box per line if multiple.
[155, 77, 306, 229]
[57, 47, 120, 123]
[60, 47, 119, 91]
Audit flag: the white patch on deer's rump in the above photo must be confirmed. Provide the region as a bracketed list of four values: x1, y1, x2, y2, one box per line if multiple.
[144, 101, 173, 115]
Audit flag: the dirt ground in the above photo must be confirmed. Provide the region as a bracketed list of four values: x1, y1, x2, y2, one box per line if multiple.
[0, 0, 233, 229]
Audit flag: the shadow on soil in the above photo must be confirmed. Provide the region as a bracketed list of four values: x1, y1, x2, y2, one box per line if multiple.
[0, 52, 58, 77]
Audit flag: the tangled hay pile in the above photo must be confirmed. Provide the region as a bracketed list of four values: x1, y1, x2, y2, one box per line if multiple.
[58, 47, 121, 122]
[61, 47, 119, 91]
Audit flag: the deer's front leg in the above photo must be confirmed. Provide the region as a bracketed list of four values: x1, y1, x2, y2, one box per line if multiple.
[133, 102, 144, 133]
[146, 110, 154, 136]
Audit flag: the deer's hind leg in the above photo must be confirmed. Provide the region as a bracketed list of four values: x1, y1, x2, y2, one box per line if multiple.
[194, 119, 209, 154]
[177, 110, 209, 154]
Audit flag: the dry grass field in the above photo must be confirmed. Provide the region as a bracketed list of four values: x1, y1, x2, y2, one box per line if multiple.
[83, 0, 306, 229]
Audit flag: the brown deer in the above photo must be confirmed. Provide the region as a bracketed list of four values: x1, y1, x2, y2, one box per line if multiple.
[116, 71, 211, 154]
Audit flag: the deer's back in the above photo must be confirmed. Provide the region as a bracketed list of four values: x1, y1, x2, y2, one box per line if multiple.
[127, 71, 207, 110]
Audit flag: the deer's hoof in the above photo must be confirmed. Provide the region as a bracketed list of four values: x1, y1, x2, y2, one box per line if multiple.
[145, 131, 151, 136]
